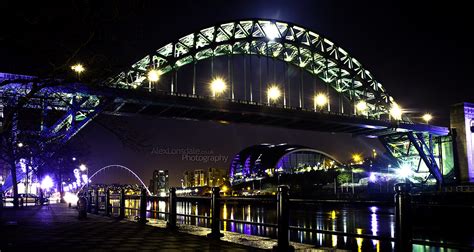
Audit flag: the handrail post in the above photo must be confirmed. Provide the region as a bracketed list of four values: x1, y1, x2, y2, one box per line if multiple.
[394, 183, 412, 252]
[207, 187, 223, 239]
[166, 187, 177, 229]
[104, 187, 111, 217]
[87, 190, 92, 213]
[273, 185, 294, 252]
[94, 188, 99, 214]
[119, 188, 126, 219]
[138, 188, 148, 224]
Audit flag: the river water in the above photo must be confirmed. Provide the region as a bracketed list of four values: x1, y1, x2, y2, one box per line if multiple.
[110, 198, 472, 251]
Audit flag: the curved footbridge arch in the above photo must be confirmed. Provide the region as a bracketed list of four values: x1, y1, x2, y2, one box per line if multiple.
[77, 164, 152, 195]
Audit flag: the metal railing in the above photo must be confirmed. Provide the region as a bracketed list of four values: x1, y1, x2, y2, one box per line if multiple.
[82, 184, 470, 251]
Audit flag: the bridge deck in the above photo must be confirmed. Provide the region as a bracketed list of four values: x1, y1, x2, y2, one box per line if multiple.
[100, 87, 449, 137]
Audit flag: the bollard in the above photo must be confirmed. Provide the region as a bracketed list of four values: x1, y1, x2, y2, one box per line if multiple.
[77, 196, 87, 219]
[138, 188, 148, 224]
[207, 187, 223, 239]
[119, 188, 126, 219]
[166, 188, 177, 229]
[394, 183, 412, 252]
[94, 188, 99, 214]
[104, 188, 111, 217]
[273, 185, 294, 252]
[87, 190, 92, 213]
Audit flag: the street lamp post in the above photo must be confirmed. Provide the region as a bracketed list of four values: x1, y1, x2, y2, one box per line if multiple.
[79, 164, 88, 195]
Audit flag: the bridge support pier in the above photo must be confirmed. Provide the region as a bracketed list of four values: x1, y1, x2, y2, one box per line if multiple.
[273, 185, 294, 252]
[207, 187, 223, 239]
[166, 188, 177, 229]
[104, 188, 111, 217]
[394, 183, 412, 252]
[119, 188, 125, 219]
[138, 188, 148, 224]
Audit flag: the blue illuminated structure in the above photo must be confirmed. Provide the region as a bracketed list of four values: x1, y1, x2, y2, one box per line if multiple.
[230, 143, 342, 185]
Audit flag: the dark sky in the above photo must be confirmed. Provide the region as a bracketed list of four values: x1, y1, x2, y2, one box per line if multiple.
[1, 1, 473, 185]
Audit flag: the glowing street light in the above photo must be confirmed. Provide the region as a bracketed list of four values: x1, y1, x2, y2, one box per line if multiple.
[71, 64, 85, 74]
[41, 175, 54, 190]
[422, 113, 432, 124]
[314, 93, 328, 109]
[71, 64, 85, 80]
[396, 164, 412, 180]
[352, 153, 363, 164]
[17, 142, 24, 148]
[267, 85, 281, 103]
[356, 100, 368, 113]
[147, 69, 161, 82]
[390, 103, 403, 120]
[221, 185, 228, 193]
[79, 164, 87, 172]
[210, 77, 227, 97]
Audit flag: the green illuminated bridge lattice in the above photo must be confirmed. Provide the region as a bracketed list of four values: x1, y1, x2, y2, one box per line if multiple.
[106, 19, 400, 121]
[0, 19, 453, 188]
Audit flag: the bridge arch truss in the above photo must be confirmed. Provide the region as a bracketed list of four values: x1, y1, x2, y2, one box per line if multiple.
[107, 19, 404, 121]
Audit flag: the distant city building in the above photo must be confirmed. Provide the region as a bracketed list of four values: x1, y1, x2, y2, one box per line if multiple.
[208, 167, 227, 187]
[183, 171, 194, 188]
[181, 167, 229, 188]
[194, 169, 206, 187]
[149, 170, 169, 195]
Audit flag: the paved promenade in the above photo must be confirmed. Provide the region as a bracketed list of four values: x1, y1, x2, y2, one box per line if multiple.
[0, 204, 265, 251]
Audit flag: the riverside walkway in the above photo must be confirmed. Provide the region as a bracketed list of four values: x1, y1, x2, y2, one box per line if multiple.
[0, 204, 265, 251]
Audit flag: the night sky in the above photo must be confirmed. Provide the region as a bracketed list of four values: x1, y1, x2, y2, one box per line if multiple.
[1, 1, 473, 185]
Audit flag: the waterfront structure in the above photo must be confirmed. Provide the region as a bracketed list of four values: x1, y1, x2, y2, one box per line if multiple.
[230, 143, 342, 185]
[149, 170, 169, 195]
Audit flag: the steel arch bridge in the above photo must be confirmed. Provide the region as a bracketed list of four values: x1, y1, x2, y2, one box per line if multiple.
[106, 19, 398, 120]
[0, 19, 453, 188]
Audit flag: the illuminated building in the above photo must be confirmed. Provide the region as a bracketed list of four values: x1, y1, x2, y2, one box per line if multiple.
[149, 170, 169, 195]
[208, 168, 227, 187]
[194, 169, 207, 187]
[230, 143, 341, 186]
[182, 168, 228, 188]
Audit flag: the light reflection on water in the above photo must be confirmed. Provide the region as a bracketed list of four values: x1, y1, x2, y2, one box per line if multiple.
[110, 198, 395, 251]
[108, 198, 468, 251]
